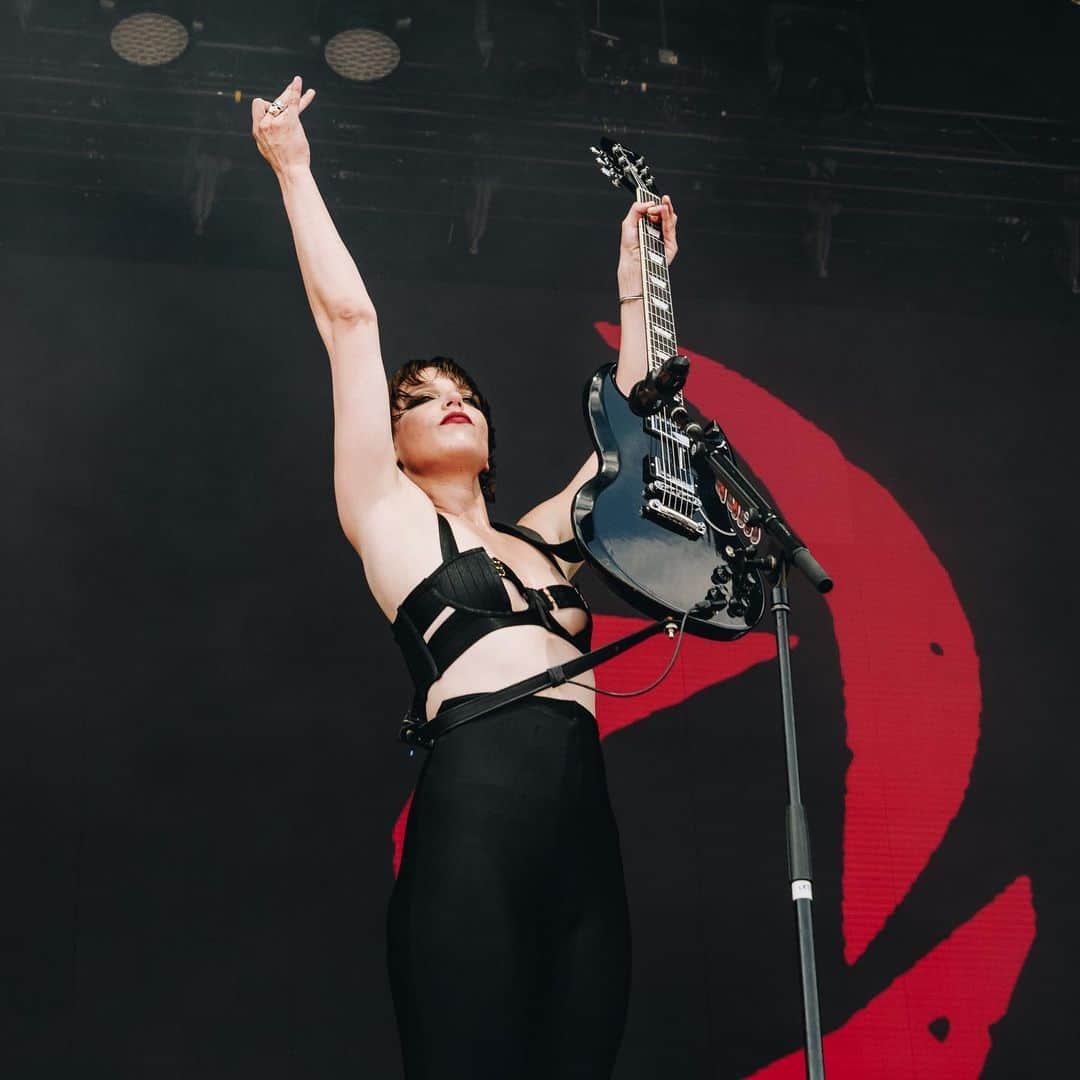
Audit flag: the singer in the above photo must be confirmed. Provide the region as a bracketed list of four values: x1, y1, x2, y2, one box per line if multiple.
[251, 76, 677, 1079]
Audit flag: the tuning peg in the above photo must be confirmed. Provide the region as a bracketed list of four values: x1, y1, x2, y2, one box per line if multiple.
[635, 156, 645, 167]
[600, 167, 615, 178]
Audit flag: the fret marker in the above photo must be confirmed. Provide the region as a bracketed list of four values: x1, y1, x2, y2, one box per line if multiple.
[645, 224, 661, 240]
[651, 297, 670, 312]
[647, 249, 665, 266]
[648, 273, 668, 290]
[654, 325, 673, 340]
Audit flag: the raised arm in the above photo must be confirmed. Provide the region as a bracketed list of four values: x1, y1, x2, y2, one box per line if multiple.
[251, 76, 402, 548]
[517, 196, 678, 571]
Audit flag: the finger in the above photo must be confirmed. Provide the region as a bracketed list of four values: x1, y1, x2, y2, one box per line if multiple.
[275, 74, 301, 105]
[297, 87, 316, 115]
[251, 96, 266, 126]
[286, 74, 304, 106]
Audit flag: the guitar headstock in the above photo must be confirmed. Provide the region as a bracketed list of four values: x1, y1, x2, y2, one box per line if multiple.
[589, 137, 656, 197]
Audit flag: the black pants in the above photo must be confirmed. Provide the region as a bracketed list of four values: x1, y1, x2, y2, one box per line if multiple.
[387, 694, 631, 1079]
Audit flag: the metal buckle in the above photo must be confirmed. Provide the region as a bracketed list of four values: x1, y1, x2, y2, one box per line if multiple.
[398, 710, 432, 751]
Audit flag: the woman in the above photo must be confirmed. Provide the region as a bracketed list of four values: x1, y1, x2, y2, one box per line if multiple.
[252, 76, 678, 1079]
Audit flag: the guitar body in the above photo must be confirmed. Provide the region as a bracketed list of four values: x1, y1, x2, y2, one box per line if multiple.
[575, 138, 766, 639]
[573, 364, 766, 640]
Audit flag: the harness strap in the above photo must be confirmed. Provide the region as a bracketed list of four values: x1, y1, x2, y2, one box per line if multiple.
[399, 616, 677, 750]
[436, 513, 459, 560]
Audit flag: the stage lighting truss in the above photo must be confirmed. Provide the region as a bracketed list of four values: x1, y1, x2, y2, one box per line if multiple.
[765, 1, 874, 112]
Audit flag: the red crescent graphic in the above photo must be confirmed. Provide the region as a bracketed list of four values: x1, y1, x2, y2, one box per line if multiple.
[590, 323, 1035, 1076]
[593, 321, 981, 962]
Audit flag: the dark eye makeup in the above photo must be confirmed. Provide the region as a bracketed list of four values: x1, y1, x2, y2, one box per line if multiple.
[401, 390, 479, 410]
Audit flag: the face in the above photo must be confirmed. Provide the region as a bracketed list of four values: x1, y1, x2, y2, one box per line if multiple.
[392, 370, 490, 487]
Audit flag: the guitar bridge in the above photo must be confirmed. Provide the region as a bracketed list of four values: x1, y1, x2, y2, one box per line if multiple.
[642, 498, 707, 538]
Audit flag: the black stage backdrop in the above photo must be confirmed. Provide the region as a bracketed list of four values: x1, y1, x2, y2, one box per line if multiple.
[3, 250, 1077, 1078]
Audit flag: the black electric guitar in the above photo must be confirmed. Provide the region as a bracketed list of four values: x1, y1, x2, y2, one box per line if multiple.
[572, 139, 767, 639]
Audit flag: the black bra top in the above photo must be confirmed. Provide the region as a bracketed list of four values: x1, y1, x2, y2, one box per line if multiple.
[392, 515, 591, 708]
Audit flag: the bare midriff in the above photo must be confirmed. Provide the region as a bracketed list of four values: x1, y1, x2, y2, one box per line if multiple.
[422, 623, 595, 722]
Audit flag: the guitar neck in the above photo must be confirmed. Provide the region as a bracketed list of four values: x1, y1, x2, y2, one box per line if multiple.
[630, 187, 682, 406]
[636, 187, 681, 403]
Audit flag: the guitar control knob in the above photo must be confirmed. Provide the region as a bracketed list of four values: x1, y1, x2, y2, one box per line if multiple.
[727, 599, 747, 618]
[711, 566, 732, 585]
[706, 586, 727, 610]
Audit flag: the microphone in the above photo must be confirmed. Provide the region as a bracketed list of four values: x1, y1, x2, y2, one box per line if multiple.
[628, 353, 690, 417]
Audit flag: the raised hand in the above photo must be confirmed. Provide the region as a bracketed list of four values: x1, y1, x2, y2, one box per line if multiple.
[251, 75, 318, 177]
[620, 195, 679, 267]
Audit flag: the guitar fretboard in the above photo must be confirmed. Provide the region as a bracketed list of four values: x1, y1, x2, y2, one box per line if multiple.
[637, 187, 682, 406]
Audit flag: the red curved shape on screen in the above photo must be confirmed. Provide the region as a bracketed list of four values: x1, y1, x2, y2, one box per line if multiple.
[594, 321, 980, 963]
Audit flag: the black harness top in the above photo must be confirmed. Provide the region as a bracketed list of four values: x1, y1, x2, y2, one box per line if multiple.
[392, 515, 592, 713]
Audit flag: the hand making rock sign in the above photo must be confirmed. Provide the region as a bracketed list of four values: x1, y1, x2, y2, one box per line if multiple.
[251, 75, 318, 176]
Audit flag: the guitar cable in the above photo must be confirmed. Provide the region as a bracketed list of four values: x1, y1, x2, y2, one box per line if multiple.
[564, 607, 693, 698]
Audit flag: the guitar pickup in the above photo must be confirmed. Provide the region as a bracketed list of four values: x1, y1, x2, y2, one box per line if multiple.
[642, 498, 707, 538]
[646, 457, 697, 497]
[644, 414, 690, 448]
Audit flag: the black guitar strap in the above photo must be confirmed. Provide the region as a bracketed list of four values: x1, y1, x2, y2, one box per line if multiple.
[398, 616, 676, 751]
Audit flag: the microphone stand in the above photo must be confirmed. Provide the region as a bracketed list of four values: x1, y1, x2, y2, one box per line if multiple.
[665, 390, 834, 1080]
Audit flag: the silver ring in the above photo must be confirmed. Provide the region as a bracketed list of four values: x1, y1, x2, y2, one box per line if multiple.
[267, 99, 286, 116]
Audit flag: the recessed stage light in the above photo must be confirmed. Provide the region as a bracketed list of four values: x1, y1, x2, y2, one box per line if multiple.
[324, 26, 401, 82]
[109, 11, 189, 67]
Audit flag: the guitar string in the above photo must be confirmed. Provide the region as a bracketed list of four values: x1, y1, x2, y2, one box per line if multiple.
[643, 219, 694, 515]
[645, 202, 693, 520]
[651, 194, 688, 521]
[640, 188, 677, 518]
[645, 203, 692, 521]
[639, 185, 703, 524]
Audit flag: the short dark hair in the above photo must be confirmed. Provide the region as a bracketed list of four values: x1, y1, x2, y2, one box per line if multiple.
[388, 356, 496, 502]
